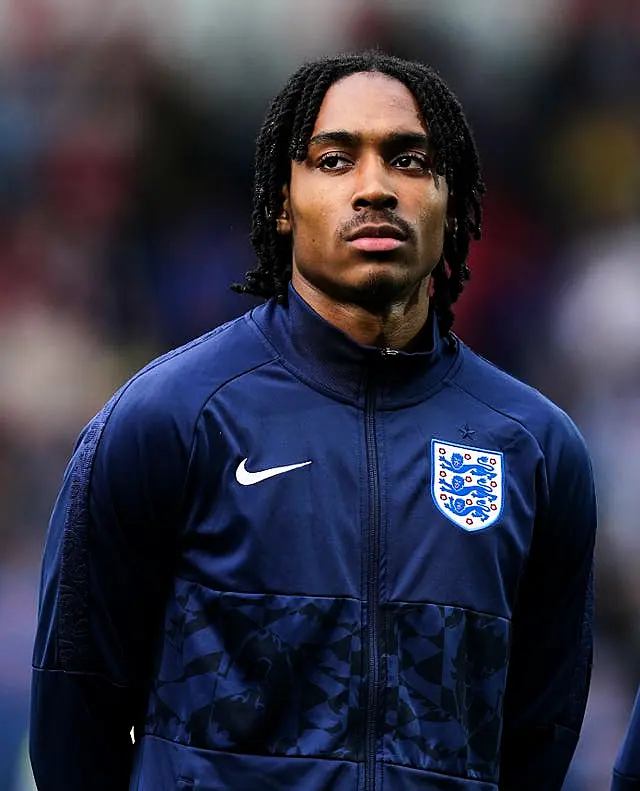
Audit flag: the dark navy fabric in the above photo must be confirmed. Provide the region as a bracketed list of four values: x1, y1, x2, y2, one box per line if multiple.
[612, 686, 640, 790]
[31, 285, 596, 790]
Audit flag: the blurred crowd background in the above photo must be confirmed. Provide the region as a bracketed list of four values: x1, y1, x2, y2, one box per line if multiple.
[1, 0, 639, 788]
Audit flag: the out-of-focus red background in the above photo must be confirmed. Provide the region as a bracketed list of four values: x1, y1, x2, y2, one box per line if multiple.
[1, 2, 639, 788]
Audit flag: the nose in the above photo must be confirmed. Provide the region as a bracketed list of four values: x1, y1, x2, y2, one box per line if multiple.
[351, 157, 398, 211]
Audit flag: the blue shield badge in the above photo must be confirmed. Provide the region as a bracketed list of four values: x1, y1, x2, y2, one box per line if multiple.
[431, 439, 504, 531]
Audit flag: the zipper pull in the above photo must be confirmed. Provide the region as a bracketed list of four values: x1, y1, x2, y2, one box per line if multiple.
[380, 347, 399, 356]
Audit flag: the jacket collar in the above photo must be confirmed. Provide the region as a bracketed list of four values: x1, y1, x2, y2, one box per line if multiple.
[250, 283, 460, 408]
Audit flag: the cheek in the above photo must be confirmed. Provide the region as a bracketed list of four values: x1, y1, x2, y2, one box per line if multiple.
[417, 197, 447, 241]
[291, 194, 336, 250]
[289, 166, 350, 245]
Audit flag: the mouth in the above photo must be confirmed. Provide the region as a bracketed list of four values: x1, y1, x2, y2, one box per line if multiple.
[345, 223, 408, 253]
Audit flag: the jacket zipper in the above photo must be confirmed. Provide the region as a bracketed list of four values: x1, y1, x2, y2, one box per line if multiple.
[364, 351, 391, 791]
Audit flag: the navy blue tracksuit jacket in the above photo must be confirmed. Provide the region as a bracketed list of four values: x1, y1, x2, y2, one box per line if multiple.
[31, 285, 596, 790]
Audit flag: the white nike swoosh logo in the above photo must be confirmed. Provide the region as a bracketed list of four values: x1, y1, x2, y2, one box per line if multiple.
[235, 458, 312, 486]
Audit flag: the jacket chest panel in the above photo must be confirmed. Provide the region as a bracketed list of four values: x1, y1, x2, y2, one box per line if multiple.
[182, 395, 364, 597]
[181, 390, 537, 618]
[381, 408, 538, 618]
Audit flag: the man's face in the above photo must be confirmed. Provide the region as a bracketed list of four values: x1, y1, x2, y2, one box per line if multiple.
[281, 71, 449, 310]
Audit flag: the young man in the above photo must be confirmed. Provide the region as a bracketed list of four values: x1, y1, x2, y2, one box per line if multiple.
[30, 52, 596, 791]
[613, 690, 640, 789]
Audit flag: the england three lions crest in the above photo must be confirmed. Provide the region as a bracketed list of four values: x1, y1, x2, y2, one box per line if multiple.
[431, 439, 504, 531]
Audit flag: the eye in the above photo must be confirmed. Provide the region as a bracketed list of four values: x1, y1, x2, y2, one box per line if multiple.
[318, 153, 352, 171]
[392, 153, 430, 171]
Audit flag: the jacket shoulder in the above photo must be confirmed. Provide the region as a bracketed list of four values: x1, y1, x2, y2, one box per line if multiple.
[118, 311, 273, 410]
[452, 343, 588, 458]
[83, 310, 276, 455]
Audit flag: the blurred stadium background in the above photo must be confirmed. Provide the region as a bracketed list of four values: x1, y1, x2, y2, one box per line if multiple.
[0, 1, 639, 788]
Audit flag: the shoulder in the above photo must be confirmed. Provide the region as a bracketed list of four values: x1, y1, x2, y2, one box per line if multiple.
[452, 341, 589, 465]
[115, 309, 273, 412]
[81, 308, 277, 462]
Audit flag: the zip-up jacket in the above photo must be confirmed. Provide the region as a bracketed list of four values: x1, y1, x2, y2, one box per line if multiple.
[613, 687, 640, 790]
[31, 285, 596, 791]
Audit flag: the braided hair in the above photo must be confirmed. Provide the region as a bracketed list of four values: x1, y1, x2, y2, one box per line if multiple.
[232, 51, 485, 336]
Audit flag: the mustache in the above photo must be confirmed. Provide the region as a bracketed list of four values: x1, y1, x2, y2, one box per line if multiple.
[338, 210, 414, 242]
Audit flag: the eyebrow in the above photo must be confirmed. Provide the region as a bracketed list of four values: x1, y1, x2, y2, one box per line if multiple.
[307, 130, 430, 149]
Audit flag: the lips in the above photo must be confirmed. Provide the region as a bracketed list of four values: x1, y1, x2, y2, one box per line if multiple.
[345, 223, 407, 253]
[345, 224, 408, 242]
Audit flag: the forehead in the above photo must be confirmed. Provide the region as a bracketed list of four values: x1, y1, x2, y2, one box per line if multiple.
[311, 72, 426, 139]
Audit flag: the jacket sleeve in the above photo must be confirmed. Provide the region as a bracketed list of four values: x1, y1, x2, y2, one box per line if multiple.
[30, 381, 192, 791]
[499, 416, 597, 790]
[612, 687, 640, 790]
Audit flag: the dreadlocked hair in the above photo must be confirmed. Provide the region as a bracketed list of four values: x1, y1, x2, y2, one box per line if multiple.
[232, 51, 485, 336]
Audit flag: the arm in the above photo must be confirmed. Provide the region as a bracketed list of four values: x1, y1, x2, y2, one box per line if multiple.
[499, 417, 597, 790]
[612, 687, 640, 790]
[30, 383, 190, 791]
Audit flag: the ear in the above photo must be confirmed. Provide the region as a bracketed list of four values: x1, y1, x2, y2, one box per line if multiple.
[276, 184, 292, 236]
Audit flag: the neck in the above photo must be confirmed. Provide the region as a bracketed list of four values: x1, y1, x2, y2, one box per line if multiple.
[291, 271, 431, 350]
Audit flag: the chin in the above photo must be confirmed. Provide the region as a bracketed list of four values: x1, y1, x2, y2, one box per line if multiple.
[341, 265, 414, 311]
[296, 257, 425, 313]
